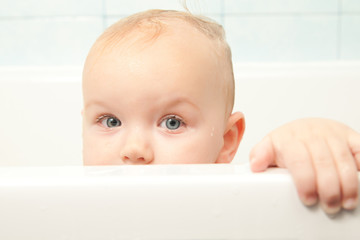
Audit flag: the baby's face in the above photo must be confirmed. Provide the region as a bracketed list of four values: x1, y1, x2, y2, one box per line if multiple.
[82, 23, 231, 165]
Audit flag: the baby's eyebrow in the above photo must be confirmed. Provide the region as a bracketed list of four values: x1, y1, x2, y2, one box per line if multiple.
[163, 96, 200, 111]
[84, 100, 108, 110]
[84, 96, 202, 118]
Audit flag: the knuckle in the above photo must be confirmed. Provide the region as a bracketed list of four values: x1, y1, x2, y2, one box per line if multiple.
[313, 155, 331, 167]
[355, 153, 360, 170]
[338, 163, 353, 177]
[288, 159, 305, 169]
[338, 148, 350, 161]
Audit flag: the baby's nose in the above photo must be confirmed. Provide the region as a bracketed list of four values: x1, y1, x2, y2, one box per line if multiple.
[120, 132, 154, 165]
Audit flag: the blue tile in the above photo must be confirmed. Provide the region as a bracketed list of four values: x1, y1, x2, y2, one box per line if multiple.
[0, 0, 103, 17]
[224, 0, 338, 14]
[105, 0, 222, 16]
[205, 14, 223, 25]
[224, 15, 338, 62]
[105, 17, 123, 28]
[0, 17, 103, 65]
[342, 0, 360, 13]
[105, 0, 183, 15]
[340, 15, 360, 60]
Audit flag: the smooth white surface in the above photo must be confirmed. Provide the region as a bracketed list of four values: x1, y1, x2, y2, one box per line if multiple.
[0, 66, 83, 166]
[0, 164, 359, 240]
[1, 62, 360, 166]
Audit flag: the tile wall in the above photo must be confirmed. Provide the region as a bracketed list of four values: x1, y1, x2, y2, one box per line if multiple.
[0, 0, 359, 65]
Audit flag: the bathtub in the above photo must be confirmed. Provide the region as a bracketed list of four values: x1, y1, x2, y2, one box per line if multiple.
[0, 164, 359, 240]
[0, 63, 360, 239]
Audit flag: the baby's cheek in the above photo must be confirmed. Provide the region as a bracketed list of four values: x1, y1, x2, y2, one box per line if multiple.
[83, 139, 101, 165]
[190, 126, 224, 162]
[82, 132, 93, 165]
[166, 134, 222, 164]
[195, 130, 223, 163]
[82, 144, 96, 165]
[83, 134, 110, 165]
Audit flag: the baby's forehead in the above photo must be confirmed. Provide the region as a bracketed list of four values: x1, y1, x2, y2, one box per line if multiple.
[95, 18, 216, 57]
[86, 19, 224, 79]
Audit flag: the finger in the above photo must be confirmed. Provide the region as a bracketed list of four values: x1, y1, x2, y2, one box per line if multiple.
[279, 139, 318, 206]
[249, 135, 277, 172]
[327, 137, 359, 210]
[348, 131, 360, 170]
[307, 138, 342, 214]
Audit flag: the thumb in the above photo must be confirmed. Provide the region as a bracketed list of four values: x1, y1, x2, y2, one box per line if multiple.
[249, 135, 277, 172]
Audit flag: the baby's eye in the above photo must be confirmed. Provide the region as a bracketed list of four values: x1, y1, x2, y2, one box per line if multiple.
[97, 115, 122, 128]
[160, 115, 185, 131]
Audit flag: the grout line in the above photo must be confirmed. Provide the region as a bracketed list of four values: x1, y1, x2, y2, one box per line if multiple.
[220, 0, 225, 26]
[102, 0, 107, 30]
[337, 0, 342, 60]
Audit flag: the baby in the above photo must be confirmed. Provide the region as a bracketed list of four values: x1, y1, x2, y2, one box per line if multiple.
[82, 10, 360, 214]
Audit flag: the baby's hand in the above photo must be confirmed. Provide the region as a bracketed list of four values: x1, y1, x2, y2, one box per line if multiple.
[250, 118, 360, 214]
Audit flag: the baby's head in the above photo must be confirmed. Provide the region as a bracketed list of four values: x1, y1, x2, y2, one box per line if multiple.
[82, 9, 245, 165]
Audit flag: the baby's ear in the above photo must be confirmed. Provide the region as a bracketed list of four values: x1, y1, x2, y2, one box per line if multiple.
[216, 112, 245, 163]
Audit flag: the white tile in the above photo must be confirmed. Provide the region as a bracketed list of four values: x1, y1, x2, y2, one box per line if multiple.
[342, 0, 360, 13]
[0, 0, 103, 17]
[105, 0, 222, 16]
[224, 0, 338, 14]
[105, 0, 182, 15]
[0, 17, 103, 65]
[340, 15, 360, 60]
[224, 15, 338, 62]
[204, 14, 223, 25]
[183, 0, 223, 15]
[105, 16, 122, 28]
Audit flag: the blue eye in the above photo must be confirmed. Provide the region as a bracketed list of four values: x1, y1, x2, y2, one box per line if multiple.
[166, 118, 181, 130]
[160, 116, 184, 131]
[98, 116, 121, 128]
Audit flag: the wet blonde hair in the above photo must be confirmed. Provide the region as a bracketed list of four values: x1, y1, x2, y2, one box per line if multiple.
[85, 9, 235, 115]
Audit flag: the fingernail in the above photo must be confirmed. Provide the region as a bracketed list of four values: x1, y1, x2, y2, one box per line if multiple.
[303, 194, 318, 206]
[322, 203, 341, 215]
[343, 198, 358, 210]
